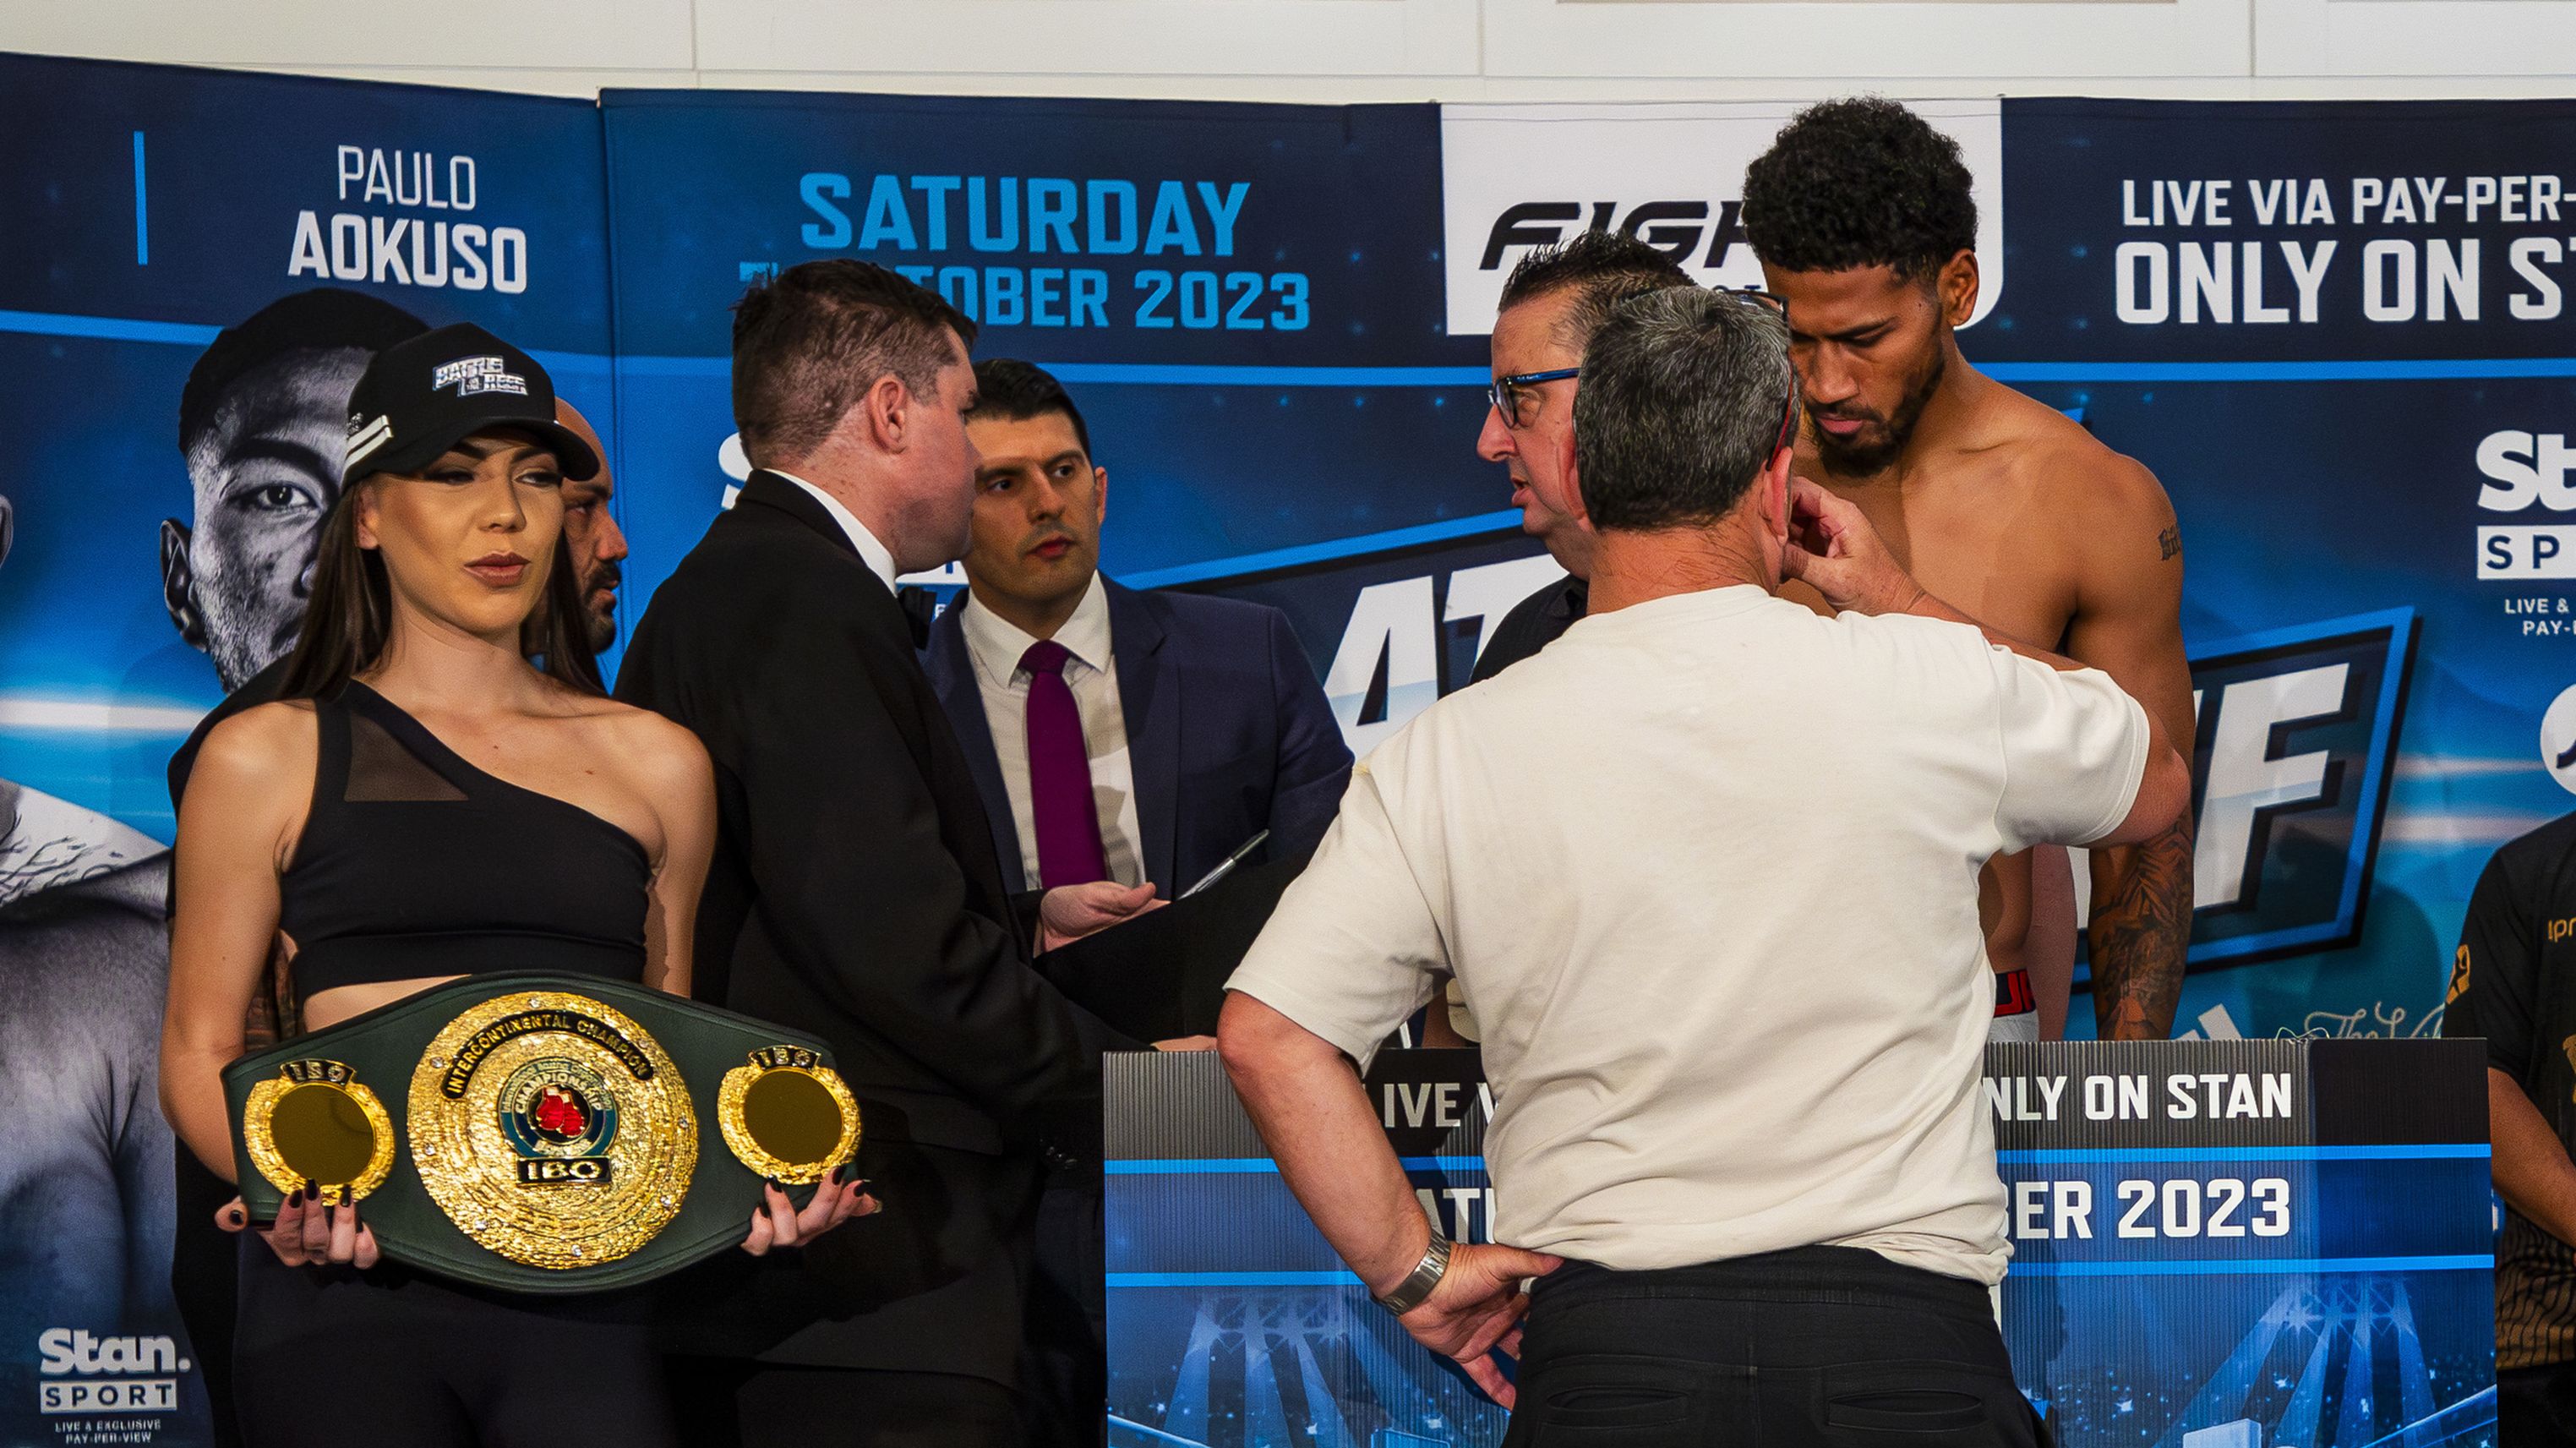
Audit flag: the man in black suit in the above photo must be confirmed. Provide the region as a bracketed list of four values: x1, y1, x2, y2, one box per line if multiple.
[921, 360, 1352, 1445]
[616, 260, 1170, 1446]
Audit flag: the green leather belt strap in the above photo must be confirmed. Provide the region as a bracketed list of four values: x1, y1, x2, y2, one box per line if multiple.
[222, 972, 859, 1295]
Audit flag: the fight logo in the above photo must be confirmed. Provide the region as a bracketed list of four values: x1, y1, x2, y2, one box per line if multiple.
[497, 1057, 619, 1185]
[35, 1329, 183, 1416]
[1438, 101, 2005, 336]
[2476, 429, 2576, 579]
[1478, 200, 1750, 273]
[2169, 609, 2416, 972]
[430, 354, 528, 399]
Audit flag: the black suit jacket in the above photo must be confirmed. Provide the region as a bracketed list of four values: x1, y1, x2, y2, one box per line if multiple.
[615, 472, 1132, 1375]
[922, 580, 1351, 897]
[1469, 571, 1587, 684]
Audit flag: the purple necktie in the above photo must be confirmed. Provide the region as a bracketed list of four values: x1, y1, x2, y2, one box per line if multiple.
[1020, 640, 1110, 889]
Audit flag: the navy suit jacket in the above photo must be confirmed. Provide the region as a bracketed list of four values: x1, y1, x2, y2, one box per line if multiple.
[924, 578, 1353, 898]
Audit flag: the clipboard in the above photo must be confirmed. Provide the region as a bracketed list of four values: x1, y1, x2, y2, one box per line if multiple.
[1036, 849, 1312, 1042]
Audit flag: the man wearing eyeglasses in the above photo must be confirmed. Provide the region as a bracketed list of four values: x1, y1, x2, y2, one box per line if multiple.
[1746, 97, 2197, 1045]
[1413, 232, 1695, 1049]
[1467, 232, 1691, 684]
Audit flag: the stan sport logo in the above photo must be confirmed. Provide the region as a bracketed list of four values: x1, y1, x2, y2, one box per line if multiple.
[35, 1329, 184, 1417]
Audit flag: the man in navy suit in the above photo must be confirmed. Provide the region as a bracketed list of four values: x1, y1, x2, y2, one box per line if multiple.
[924, 359, 1351, 899]
[922, 359, 1351, 1445]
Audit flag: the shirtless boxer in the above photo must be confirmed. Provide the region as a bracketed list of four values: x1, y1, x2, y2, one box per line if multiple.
[1746, 97, 2196, 1041]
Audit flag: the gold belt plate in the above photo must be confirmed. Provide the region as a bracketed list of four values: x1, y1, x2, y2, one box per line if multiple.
[407, 990, 697, 1270]
[242, 1058, 395, 1207]
[718, 1045, 861, 1185]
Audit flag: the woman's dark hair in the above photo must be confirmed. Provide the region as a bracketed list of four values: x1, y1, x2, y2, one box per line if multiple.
[276, 470, 603, 702]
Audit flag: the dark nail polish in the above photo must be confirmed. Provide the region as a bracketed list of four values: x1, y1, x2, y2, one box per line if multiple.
[829, 1165, 844, 1186]
[767, 1177, 782, 1192]
[228, 1208, 246, 1227]
[286, 1188, 303, 1208]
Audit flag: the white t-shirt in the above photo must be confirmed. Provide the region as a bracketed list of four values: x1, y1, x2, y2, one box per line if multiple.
[1225, 584, 2148, 1286]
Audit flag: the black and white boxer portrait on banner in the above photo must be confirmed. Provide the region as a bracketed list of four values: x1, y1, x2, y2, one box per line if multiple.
[0, 485, 186, 1418]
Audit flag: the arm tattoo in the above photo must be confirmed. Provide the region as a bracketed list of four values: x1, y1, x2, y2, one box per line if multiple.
[2158, 525, 2181, 561]
[2091, 813, 2194, 1040]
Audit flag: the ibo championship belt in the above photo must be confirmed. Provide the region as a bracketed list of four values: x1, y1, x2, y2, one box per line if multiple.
[221, 972, 859, 1294]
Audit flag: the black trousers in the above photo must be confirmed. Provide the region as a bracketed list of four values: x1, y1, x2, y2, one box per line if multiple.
[231, 1238, 678, 1448]
[172, 1150, 245, 1448]
[1020, 1172, 1109, 1448]
[668, 1358, 1021, 1448]
[2502, 1361, 2576, 1445]
[1502, 1247, 2047, 1448]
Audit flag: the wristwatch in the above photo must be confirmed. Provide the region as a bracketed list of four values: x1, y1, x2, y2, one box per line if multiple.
[1373, 1228, 1454, 1315]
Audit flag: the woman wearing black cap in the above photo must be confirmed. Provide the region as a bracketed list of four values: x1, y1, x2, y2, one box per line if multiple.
[156, 325, 873, 1447]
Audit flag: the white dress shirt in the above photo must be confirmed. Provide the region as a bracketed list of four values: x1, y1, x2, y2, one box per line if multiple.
[958, 576, 1147, 891]
[770, 469, 897, 591]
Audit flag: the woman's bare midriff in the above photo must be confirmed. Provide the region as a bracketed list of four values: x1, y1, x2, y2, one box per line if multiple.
[302, 975, 467, 1033]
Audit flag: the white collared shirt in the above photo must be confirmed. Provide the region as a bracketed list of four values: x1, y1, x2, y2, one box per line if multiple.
[769, 469, 897, 591]
[957, 576, 1146, 891]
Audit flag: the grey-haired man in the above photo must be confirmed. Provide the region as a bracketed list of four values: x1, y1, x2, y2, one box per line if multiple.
[1220, 286, 2189, 1444]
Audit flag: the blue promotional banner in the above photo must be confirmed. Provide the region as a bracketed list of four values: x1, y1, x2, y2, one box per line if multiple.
[595, 89, 1518, 701]
[1104, 1044, 2496, 1448]
[1986, 1040, 2493, 1447]
[0, 53, 614, 844]
[0, 46, 2559, 1448]
[1104, 1052, 1515, 1448]
[1973, 99, 2576, 1046]
[0, 53, 612, 1447]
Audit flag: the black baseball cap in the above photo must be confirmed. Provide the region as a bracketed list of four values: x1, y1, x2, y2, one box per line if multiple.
[342, 323, 600, 485]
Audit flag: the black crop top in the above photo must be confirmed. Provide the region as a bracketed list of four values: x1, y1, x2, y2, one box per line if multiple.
[278, 682, 651, 1012]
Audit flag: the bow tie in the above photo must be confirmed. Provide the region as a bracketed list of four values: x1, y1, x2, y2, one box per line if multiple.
[895, 585, 939, 650]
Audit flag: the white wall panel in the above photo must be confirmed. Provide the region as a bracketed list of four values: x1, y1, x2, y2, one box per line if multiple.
[2257, 0, 2576, 78]
[1483, 0, 2250, 80]
[694, 0, 1479, 79]
[1, 0, 694, 75]
[4, 0, 2572, 97]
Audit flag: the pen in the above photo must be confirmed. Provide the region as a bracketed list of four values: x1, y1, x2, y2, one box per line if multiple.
[1181, 828, 1271, 899]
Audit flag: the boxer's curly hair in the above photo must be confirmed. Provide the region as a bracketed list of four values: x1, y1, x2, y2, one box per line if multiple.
[1743, 97, 1977, 285]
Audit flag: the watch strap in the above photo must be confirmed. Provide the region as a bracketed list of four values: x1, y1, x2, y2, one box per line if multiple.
[1372, 1229, 1454, 1315]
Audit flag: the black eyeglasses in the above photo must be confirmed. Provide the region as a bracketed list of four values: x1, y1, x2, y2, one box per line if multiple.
[1486, 366, 1579, 432]
[1487, 286, 1793, 434]
[1719, 286, 1788, 320]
